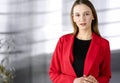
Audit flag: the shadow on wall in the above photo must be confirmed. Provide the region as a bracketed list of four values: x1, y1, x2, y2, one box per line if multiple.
[13, 54, 52, 83]
[110, 50, 120, 83]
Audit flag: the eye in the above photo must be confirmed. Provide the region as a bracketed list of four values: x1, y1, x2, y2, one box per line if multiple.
[74, 13, 80, 17]
[84, 12, 90, 16]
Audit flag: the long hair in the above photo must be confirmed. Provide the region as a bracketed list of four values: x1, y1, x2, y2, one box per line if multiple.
[70, 0, 101, 36]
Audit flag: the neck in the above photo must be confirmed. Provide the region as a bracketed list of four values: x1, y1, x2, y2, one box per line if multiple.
[76, 30, 92, 40]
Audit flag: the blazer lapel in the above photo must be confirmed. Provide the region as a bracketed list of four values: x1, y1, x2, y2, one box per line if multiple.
[67, 34, 77, 77]
[84, 33, 100, 76]
[65, 33, 101, 77]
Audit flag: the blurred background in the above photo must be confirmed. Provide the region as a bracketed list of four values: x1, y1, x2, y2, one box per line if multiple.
[0, 0, 120, 83]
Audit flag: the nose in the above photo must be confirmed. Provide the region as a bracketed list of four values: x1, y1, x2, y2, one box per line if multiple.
[80, 15, 85, 21]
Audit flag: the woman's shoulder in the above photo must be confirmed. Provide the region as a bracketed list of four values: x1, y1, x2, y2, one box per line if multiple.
[101, 37, 110, 47]
[61, 33, 74, 38]
[94, 33, 109, 46]
[59, 33, 74, 41]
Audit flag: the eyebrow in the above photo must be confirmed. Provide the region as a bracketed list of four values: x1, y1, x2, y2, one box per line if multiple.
[84, 11, 91, 13]
[74, 10, 91, 14]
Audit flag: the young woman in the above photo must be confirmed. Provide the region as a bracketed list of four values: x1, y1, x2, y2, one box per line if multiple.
[49, 0, 111, 83]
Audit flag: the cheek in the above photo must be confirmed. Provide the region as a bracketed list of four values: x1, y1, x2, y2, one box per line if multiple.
[87, 18, 93, 24]
[73, 17, 77, 22]
[73, 16, 79, 22]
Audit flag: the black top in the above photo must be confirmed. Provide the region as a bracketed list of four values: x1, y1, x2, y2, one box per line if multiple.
[73, 37, 91, 77]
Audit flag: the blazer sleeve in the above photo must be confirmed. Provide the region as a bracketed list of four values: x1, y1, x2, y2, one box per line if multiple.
[49, 37, 75, 83]
[97, 41, 111, 83]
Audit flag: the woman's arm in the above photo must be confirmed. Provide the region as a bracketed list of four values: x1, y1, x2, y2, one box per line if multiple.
[97, 42, 111, 83]
[49, 37, 75, 83]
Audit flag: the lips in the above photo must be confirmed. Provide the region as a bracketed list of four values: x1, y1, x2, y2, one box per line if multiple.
[80, 23, 86, 26]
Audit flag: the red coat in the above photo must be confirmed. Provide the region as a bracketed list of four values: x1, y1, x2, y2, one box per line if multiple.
[49, 33, 111, 83]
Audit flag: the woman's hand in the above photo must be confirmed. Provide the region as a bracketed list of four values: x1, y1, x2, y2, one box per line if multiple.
[73, 76, 85, 83]
[73, 75, 98, 83]
[83, 75, 98, 83]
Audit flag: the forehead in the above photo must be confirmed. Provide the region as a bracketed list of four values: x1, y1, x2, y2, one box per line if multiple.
[73, 4, 92, 13]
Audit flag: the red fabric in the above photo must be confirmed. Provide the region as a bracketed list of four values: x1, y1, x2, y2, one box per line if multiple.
[49, 33, 111, 83]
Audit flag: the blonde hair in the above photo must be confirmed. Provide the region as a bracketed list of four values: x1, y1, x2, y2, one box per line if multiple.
[70, 0, 101, 36]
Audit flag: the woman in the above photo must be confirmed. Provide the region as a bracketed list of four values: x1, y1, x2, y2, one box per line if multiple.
[49, 0, 111, 83]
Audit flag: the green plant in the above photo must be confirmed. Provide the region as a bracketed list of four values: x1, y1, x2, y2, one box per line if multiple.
[0, 65, 14, 83]
[0, 38, 15, 83]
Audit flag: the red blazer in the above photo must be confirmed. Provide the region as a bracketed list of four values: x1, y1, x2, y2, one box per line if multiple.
[49, 33, 111, 83]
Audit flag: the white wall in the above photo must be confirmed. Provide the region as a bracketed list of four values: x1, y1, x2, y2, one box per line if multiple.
[92, 0, 120, 51]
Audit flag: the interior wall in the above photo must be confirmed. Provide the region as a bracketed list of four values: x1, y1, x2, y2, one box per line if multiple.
[0, 0, 120, 83]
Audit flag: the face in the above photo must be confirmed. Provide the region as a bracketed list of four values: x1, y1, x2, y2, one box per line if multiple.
[73, 4, 94, 31]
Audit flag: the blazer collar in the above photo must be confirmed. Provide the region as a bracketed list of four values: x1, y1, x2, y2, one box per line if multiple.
[84, 33, 101, 76]
[67, 34, 76, 76]
[67, 33, 101, 77]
